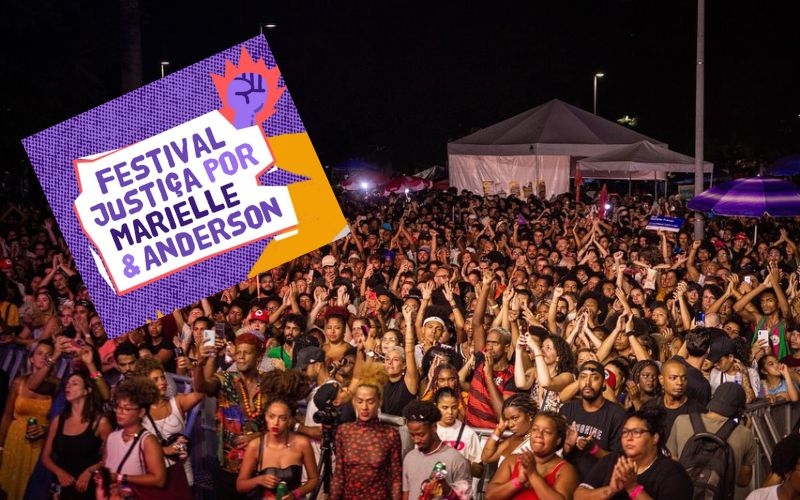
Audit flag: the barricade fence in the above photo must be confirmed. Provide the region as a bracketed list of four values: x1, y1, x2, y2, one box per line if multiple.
[2, 344, 799, 497]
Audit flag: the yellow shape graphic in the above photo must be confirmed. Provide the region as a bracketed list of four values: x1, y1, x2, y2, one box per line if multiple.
[250, 132, 348, 275]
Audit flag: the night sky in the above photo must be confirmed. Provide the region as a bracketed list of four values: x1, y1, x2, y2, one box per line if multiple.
[2, 0, 799, 191]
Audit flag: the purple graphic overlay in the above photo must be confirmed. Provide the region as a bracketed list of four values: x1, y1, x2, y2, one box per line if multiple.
[23, 37, 309, 337]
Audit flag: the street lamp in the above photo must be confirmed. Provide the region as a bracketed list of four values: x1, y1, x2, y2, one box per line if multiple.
[593, 72, 605, 115]
[160, 61, 170, 78]
[259, 23, 277, 35]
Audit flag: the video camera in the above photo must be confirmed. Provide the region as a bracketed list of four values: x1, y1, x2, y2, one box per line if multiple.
[312, 382, 341, 426]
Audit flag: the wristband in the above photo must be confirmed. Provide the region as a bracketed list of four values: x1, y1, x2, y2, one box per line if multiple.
[511, 477, 523, 490]
[589, 443, 599, 456]
[491, 434, 501, 442]
[90, 371, 103, 380]
[292, 489, 302, 499]
[294, 422, 300, 432]
[629, 485, 644, 499]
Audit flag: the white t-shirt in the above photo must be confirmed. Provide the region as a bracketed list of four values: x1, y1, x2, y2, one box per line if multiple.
[436, 420, 483, 463]
[745, 485, 779, 500]
[709, 367, 761, 397]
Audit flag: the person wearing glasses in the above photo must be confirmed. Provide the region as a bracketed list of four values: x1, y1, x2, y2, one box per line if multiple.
[101, 377, 166, 495]
[574, 407, 692, 500]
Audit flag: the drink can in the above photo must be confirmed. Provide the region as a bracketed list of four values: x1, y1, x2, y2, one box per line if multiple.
[273, 481, 288, 500]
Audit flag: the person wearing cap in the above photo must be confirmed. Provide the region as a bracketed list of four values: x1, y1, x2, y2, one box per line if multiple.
[402, 400, 472, 500]
[707, 335, 760, 403]
[667, 382, 757, 492]
[559, 360, 627, 481]
[294, 346, 339, 459]
[321, 254, 338, 287]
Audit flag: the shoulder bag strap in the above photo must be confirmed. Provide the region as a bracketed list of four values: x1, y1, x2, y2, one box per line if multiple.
[146, 412, 166, 443]
[115, 431, 144, 474]
[455, 419, 467, 446]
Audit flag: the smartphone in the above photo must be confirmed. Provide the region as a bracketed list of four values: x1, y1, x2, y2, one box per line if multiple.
[757, 329, 769, 345]
[695, 311, 705, 326]
[202, 329, 216, 348]
[214, 321, 226, 339]
[174, 346, 185, 358]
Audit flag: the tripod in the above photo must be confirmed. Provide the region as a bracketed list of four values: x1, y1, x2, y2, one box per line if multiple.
[311, 423, 336, 499]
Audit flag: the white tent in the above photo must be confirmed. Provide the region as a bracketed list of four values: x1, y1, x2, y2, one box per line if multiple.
[447, 99, 666, 198]
[576, 140, 714, 181]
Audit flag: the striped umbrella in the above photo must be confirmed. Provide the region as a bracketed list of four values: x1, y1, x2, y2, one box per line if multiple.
[687, 176, 800, 217]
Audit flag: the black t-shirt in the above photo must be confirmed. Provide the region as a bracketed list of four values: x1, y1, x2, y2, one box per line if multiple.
[145, 340, 176, 373]
[672, 355, 711, 407]
[641, 396, 706, 441]
[582, 452, 694, 499]
[559, 399, 627, 480]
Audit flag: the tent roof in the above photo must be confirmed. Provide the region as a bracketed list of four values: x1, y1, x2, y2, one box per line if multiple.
[447, 99, 666, 156]
[577, 141, 713, 175]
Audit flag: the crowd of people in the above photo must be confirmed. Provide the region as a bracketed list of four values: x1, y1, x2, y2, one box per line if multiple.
[2, 186, 800, 500]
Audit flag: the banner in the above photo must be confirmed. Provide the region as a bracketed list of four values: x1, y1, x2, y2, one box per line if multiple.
[23, 37, 348, 337]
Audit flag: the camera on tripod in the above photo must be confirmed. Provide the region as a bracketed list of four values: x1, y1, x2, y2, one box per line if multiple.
[312, 404, 340, 425]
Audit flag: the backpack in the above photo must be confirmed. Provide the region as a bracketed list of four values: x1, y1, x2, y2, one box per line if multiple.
[677, 412, 738, 500]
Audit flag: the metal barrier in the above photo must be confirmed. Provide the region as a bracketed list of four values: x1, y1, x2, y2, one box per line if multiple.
[743, 398, 800, 488]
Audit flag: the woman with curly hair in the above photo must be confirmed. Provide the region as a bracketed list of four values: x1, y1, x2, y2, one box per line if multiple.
[237, 370, 318, 499]
[136, 358, 204, 492]
[330, 363, 402, 500]
[515, 333, 576, 413]
[101, 376, 166, 496]
[40, 372, 112, 500]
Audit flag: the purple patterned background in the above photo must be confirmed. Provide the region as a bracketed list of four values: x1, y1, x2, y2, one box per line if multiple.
[22, 37, 310, 337]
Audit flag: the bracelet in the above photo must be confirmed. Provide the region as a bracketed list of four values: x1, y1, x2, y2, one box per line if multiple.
[589, 443, 599, 456]
[491, 434, 501, 442]
[629, 485, 644, 499]
[90, 371, 103, 380]
[511, 477, 523, 490]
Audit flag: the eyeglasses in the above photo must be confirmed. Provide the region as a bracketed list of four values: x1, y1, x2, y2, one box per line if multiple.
[621, 428, 651, 438]
[114, 404, 141, 412]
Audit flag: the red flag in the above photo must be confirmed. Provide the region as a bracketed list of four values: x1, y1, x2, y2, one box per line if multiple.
[598, 183, 608, 219]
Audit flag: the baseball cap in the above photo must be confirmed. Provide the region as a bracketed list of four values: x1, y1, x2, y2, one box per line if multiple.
[707, 336, 735, 363]
[707, 382, 746, 417]
[321, 255, 337, 268]
[248, 309, 268, 323]
[423, 316, 446, 328]
[295, 347, 326, 371]
[418, 246, 431, 255]
[735, 232, 748, 241]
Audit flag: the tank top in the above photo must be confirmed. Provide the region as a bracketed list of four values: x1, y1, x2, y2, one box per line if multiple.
[53, 415, 103, 477]
[510, 458, 568, 499]
[381, 378, 415, 416]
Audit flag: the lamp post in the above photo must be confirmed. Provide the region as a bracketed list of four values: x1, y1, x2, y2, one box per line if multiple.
[160, 61, 170, 78]
[593, 72, 605, 115]
[259, 23, 277, 35]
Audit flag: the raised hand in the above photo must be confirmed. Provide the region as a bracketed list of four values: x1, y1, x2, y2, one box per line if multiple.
[227, 72, 268, 129]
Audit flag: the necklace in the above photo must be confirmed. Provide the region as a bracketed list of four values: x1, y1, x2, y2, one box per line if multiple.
[423, 440, 445, 456]
[636, 455, 658, 475]
[237, 377, 263, 420]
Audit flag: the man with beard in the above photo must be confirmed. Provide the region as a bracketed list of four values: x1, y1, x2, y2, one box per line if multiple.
[548, 285, 570, 334]
[559, 360, 626, 480]
[402, 400, 472, 500]
[641, 359, 705, 440]
[267, 313, 305, 369]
